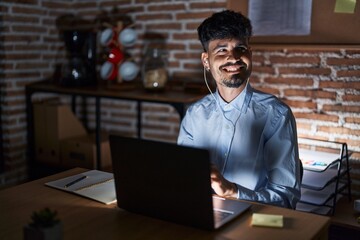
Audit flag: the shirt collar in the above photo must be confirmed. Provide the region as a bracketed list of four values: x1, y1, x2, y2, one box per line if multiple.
[216, 81, 253, 114]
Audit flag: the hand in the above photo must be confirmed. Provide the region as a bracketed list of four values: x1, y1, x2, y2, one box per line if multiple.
[210, 164, 238, 198]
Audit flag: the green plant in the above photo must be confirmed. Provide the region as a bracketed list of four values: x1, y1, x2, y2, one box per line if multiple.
[29, 208, 60, 228]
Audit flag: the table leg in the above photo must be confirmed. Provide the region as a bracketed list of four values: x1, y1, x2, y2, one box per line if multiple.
[95, 97, 101, 170]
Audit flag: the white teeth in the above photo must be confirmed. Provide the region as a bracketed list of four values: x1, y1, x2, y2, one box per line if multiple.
[223, 66, 242, 72]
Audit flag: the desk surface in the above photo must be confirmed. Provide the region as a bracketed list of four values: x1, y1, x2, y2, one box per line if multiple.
[26, 80, 205, 104]
[0, 168, 330, 240]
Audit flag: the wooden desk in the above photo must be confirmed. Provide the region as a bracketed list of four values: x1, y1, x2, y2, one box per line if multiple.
[25, 81, 204, 170]
[0, 168, 330, 240]
[329, 197, 360, 240]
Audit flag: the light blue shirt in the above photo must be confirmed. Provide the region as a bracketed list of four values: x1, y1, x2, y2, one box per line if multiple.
[177, 83, 301, 208]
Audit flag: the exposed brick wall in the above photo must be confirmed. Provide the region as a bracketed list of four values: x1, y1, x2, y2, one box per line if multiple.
[0, 1, 359, 197]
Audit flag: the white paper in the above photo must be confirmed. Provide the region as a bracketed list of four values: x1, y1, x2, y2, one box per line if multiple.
[248, 0, 312, 36]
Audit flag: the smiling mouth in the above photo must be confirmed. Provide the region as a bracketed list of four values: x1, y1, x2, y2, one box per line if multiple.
[221, 64, 246, 73]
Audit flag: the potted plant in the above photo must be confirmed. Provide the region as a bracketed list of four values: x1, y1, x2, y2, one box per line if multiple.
[24, 207, 63, 240]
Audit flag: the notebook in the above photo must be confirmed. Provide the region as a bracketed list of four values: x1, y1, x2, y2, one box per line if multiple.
[109, 135, 251, 230]
[45, 170, 117, 205]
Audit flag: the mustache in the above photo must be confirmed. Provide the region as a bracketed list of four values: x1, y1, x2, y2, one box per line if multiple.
[219, 61, 246, 69]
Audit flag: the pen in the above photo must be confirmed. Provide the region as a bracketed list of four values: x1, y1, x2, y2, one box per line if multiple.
[64, 175, 87, 188]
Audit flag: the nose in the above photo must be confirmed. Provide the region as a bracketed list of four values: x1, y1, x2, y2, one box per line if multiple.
[227, 48, 242, 62]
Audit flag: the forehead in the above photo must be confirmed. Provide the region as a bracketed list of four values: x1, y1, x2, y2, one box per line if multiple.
[208, 38, 248, 50]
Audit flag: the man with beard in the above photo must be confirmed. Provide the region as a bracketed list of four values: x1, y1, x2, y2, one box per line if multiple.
[177, 10, 301, 209]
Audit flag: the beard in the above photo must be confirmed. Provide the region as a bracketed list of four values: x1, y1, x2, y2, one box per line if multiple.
[221, 74, 247, 88]
[217, 61, 251, 88]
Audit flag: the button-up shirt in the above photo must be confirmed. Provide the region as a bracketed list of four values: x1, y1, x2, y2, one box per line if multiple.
[177, 83, 301, 208]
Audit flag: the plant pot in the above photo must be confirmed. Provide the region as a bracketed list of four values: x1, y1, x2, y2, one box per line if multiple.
[24, 222, 63, 240]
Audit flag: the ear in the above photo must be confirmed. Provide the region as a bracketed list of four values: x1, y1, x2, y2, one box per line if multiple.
[201, 52, 209, 70]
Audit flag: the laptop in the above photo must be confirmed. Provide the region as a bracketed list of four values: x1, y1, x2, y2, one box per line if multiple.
[109, 135, 251, 230]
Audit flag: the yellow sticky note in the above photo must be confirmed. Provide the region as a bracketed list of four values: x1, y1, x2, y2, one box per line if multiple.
[334, 0, 357, 13]
[251, 213, 283, 228]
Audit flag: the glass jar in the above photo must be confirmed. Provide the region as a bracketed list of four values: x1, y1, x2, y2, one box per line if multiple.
[142, 48, 168, 91]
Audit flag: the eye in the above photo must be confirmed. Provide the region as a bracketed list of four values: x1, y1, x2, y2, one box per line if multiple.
[216, 48, 227, 54]
[236, 46, 248, 53]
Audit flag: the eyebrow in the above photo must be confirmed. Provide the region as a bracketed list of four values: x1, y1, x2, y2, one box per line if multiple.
[212, 43, 228, 52]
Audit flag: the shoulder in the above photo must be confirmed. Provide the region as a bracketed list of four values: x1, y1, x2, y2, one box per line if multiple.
[187, 93, 217, 113]
[250, 87, 293, 117]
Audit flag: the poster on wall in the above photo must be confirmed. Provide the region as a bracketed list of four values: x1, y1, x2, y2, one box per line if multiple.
[248, 0, 313, 36]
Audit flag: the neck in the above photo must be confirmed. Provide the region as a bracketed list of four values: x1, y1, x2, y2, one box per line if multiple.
[217, 83, 247, 103]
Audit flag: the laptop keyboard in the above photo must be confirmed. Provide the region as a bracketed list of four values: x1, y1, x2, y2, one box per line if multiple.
[213, 209, 233, 222]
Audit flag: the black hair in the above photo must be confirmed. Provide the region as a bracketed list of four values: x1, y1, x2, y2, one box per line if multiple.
[197, 10, 252, 52]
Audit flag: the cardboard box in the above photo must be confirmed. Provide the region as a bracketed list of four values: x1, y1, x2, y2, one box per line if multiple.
[60, 132, 111, 169]
[33, 99, 87, 165]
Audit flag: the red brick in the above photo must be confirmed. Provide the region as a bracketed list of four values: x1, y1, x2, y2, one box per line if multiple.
[297, 133, 329, 141]
[166, 43, 186, 51]
[345, 117, 360, 124]
[146, 23, 182, 31]
[5, 72, 41, 79]
[351, 152, 360, 161]
[3, 15, 39, 23]
[5, 53, 41, 60]
[252, 55, 265, 63]
[337, 70, 360, 78]
[279, 67, 331, 76]
[284, 89, 336, 100]
[42, 1, 72, 8]
[4, 35, 40, 42]
[173, 32, 198, 41]
[249, 76, 261, 84]
[296, 122, 312, 130]
[270, 56, 320, 65]
[322, 104, 360, 113]
[12, 6, 46, 15]
[318, 126, 360, 136]
[254, 87, 279, 96]
[140, 32, 169, 40]
[16, 62, 49, 70]
[189, 43, 203, 51]
[335, 138, 360, 148]
[345, 49, 360, 55]
[319, 80, 360, 90]
[286, 48, 342, 54]
[135, 0, 167, 3]
[189, 2, 226, 9]
[0, 5, 9, 12]
[264, 77, 313, 86]
[252, 66, 275, 75]
[136, 13, 172, 21]
[12, 25, 47, 33]
[72, 2, 98, 9]
[343, 94, 360, 102]
[282, 99, 317, 109]
[174, 52, 201, 59]
[184, 63, 202, 70]
[294, 112, 339, 122]
[327, 57, 360, 66]
[14, 44, 48, 51]
[148, 3, 185, 11]
[168, 61, 180, 68]
[186, 22, 201, 31]
[2, 0, 37, 4]
[176, 12, 213, 20]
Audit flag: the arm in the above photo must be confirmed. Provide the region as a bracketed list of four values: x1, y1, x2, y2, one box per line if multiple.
[211, 109, 301, 209]
[237, 110, 301, 208]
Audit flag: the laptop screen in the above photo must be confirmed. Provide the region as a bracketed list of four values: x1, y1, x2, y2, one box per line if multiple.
[109, 135, 216, 229]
